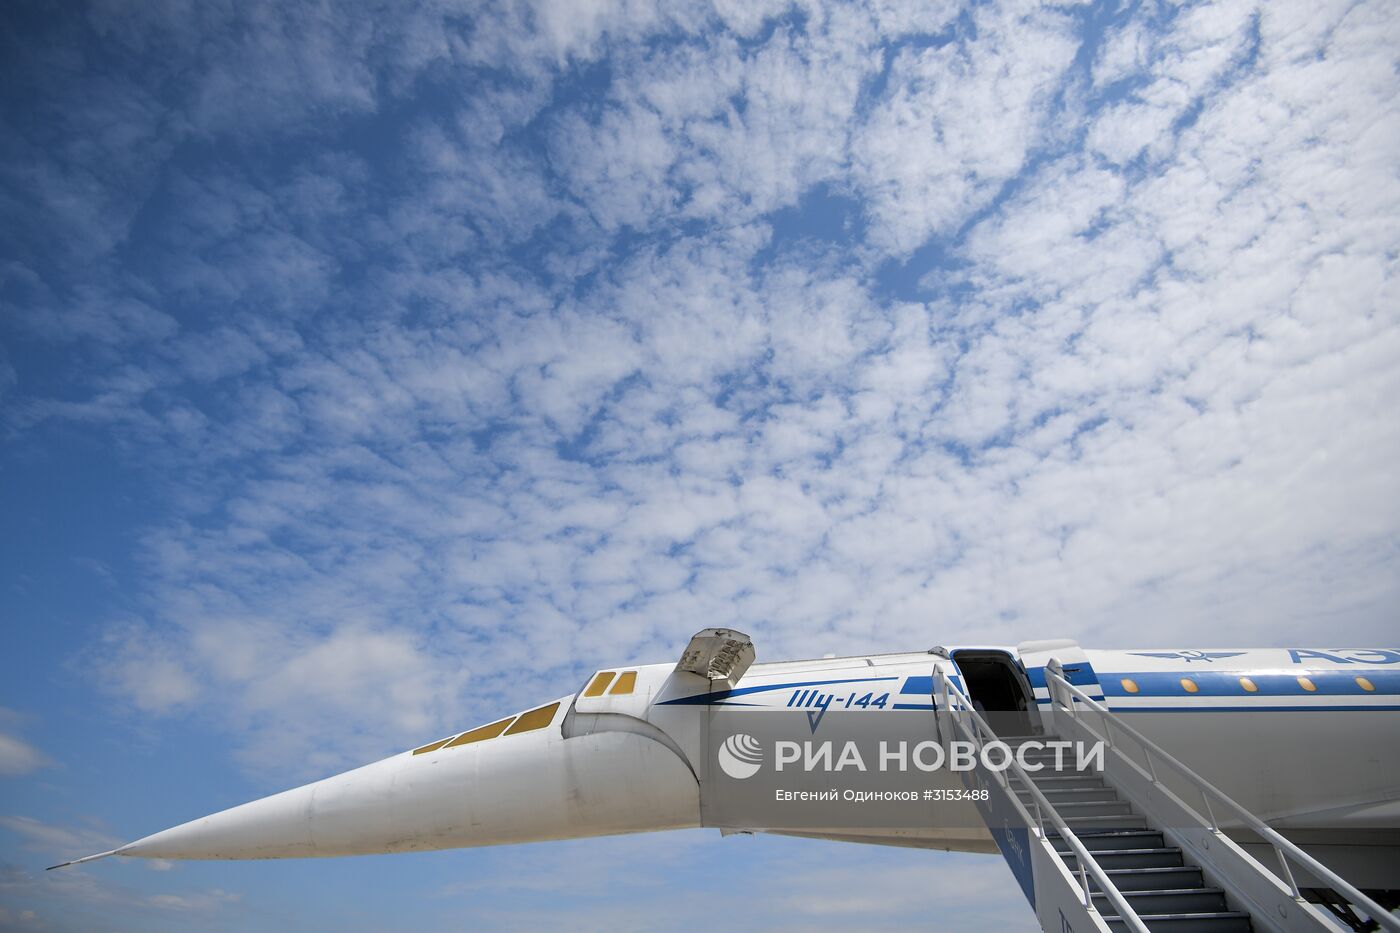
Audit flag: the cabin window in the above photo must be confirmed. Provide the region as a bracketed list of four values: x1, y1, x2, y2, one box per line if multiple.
[1297, 676, 1317, 692]
[1356, 676, 1375, 692]
[504, 702, 560, 735]
[445, 717, 515, 748]
[1239, 677, 1258, 693]
[1179, 678, 1199, 693]
[1120, 678, 1139, 694]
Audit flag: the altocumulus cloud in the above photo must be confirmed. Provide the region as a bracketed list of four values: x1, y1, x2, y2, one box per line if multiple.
[0, 710, 49, 778]
[1, 0, 1397, 795]
[0, 737, 48, 779]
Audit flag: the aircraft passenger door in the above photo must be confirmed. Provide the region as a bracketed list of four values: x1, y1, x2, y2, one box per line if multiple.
[949, 649, 1040, 736]
[1015, 638, 1104, 730]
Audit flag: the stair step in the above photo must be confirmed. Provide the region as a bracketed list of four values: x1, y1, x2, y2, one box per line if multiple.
[1050, 830, 1165, 852]
[1060, 814, 1148, 830]
[1031, 775, 1111, 791]
[1065, 848, 1184, 869]
[1021, 797, 1125, 814]
[1037, 800, 1136, 817]
[1016, 786, 1117, 800]
[1093, 888, 1229, 914]
[1017, 791, 1125, 805]
[1104, 912, 1252, 933]
[1100, 866, 1205, 892]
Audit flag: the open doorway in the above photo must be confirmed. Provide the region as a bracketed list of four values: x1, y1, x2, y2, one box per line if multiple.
[951, 650, 1039, 736]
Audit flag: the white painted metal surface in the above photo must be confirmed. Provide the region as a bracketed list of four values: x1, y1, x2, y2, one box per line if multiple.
[109, 699, 699, 860]
[53, 629, 1400, 933]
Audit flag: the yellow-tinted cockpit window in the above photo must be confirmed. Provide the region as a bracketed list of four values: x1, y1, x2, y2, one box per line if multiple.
[503, 702, 560, 735]
[444, 716, 515, 748]
[412, 702, 562, 758]
[584, 672, 615, 696]
[609, 671, 637, 695]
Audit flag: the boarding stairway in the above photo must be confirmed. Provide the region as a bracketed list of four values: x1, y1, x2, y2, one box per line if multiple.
[933, 664, 1399, 933]
[1009, 734, 1250, 931]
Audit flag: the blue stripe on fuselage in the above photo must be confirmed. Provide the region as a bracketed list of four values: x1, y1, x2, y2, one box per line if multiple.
[1024, 665, 1100, 690]
[659, 672, 964, 708]
[656, 676, 898, 706]
[901, 675, 932, 695]
[1099, 669, 1400, 698]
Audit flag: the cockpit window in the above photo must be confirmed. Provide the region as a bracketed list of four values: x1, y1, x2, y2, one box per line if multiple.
[411, 702, 562, 756]
[503, 702, 560, 735]
[609, 671, 637, 695]
[584, 672, 615, 696]
[444, 716, 515, 748]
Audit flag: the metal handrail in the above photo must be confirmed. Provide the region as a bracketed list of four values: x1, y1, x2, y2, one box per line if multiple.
[933, 669, 1149, 933]
[1045, 664, 1400, 931]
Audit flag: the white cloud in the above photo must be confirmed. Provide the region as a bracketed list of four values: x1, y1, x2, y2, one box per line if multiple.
[0, 907, 39, 927]
[1087, 0, 1260, 166]
[0, 816, 119, 858]
[146, 889, 240, 911]
[99, 624, 202, 714]
[1, 269, 177, 345]
[2, 0, 1396, 862]
[428, 830, 1035, 931]
[853, 3, 1080, 254]
[552, 105, 678, 232]
[1092, 19, 1152, 89]
[0, 732, 50, 778]
[0, 855, 242, 933]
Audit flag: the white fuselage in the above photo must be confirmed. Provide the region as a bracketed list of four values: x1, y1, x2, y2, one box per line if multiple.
[89, 641, 1400, 886]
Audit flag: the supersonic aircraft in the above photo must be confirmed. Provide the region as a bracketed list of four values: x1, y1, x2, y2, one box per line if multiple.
[53, 629, 1400, 926]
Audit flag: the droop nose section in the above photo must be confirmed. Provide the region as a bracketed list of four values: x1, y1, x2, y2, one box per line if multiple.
[103, 697, 701, 862]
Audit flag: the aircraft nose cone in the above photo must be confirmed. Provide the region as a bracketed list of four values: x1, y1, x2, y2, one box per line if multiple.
[105, 694, 699, 864]
[120, 777, 319, 860]
[119, 752, 408, 860]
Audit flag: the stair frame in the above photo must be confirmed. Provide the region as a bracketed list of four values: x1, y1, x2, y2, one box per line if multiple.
[932, 666, 1391, 933]
[1043, 662, 1394, 933]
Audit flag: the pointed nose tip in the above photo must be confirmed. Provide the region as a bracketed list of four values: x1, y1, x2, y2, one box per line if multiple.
[120, 778, 319, 860]
[118, 750, 416, 860]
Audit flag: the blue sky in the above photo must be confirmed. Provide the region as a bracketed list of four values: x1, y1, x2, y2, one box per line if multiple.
[2, 0, 1398, 929]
